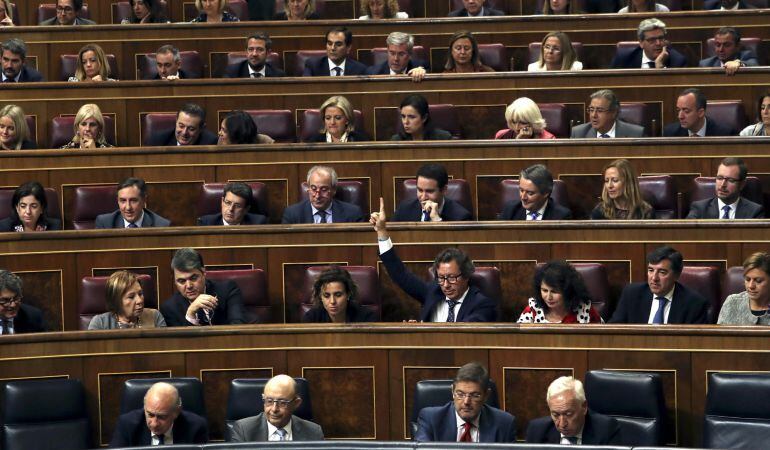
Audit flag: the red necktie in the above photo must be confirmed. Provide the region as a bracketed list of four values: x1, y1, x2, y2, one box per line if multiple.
[459, 422, 473, 442]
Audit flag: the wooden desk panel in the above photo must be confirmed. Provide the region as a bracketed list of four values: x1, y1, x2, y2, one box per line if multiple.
[2, 325, 770, 446]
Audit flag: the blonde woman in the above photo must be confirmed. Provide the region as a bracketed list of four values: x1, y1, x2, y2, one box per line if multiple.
[273, 0, 319, 19]
[358, 0, 408, 19]
[61, 104, 114, 149]
[528, 32, 582, 71]
[307, 96, 370, 142]
[68, 44, 116, 82]
[0, 104, 35, 149]
[495, 97, 555, 139]
[191, 0, 239, 22]
[591, 159, 653, 220]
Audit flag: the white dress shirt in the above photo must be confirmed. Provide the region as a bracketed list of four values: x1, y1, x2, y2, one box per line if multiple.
[647, 285, 675, 324]
[267, 419, 293, 441]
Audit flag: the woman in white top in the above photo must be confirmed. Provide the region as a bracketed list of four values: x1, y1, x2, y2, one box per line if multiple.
[740, 91, 770, 137]
[358, 0, 408, 19]
[528, 31, 583, 72]
[618, 0, 669, 12]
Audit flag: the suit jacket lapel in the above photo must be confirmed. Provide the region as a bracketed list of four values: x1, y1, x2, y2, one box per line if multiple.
[547, 422, 561, 443]
[442, 405, 458, 442]
[455, 287, 477, 321]
[668, 282, 685, 323]
[638, 285, 654, 323]
[141, 210, 153, 227]
[304, 201, 314, 223]
[477, 405, 494, 442]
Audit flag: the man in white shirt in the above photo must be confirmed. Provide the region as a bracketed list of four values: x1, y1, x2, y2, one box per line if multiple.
[302, 27, 368, 76]
[687, 157, 765, 219]
[570, 89, 646, 138]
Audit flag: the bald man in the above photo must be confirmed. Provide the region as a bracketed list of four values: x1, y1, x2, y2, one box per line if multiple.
[231, 374, 324, 442]
[110, 382, 208, 447]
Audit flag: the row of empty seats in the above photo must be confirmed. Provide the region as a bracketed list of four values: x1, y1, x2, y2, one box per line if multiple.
[4, 371, 768, 449]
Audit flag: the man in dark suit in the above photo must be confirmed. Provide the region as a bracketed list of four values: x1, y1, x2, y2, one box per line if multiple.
[611, 18, 688, 69]
[365, 32, 428, 82]
[448, 0, 505, 16]
[0, 270, 46, 335]
[95, 177, 171, 229]
[231, 374, 324, 442]
[610, 246, 710, 324]
[698, 27, 759, 76]
[282, 165, 365, 224]
[526, 376, 622, 445]
[663, 88, 734, 137]
[2, 39, 44, 82]
[225, 32, 286, 78]
[110, 382, 208, 446]
[570, 89, 646, 138]
[39, 0, 96, 24]
[687, 157, 765, 219]
[161, 248, 247, 326]
[371, 198, 497, 322]
[198, 181, 268, 225]
[704, 0, 756, 9]
[415, 362, 516, 442]
[152, 44, 189, 80]
[499, 164, 572, 220]
[147, 103, 219, 146]
[392, 163, 472, 222]
[302, 27, 368, 76]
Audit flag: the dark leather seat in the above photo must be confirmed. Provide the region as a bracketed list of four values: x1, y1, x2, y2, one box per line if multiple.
[243, 109, 295, 143]
[537, 103, 569, 138]
[205, 269, 269, 324]
[585, 370, 666, 446]
[196, 182, 270, 220]
[301, 265, 380, 319]
[477, 43, 506, 72]
[38, 3, 90, 23]
[724, 265, 745, 299]
[120, 377, 206, 418]
[59, 53, 118, 81]
[410, 379, 499, 438]
[707, 101, 748, 135]
[292, 50, 326, 77]
[136, 51, 204, 80]
[704, 372, 770, 449]
[225, 378, 313, 441]
[24, 115, 37, 146]
[497, 179, 570, 219]
[688, 176, 763, 214]
[78, 274, 158, 330]
[638, 175, 676, 219]
[140, 112, 176, 146]
[399, 178, 472, 219]
[528, 41, 584, 64]
[50, 114, 117, 148]
[299, 180, 369, 214]
[71, 184, 116, 229]
[2, 378, 91, 450]
[299, 109, 366, 142]
[619, 102, 657, 137]
[0, 187, 61, 222]
[679, 265, 721, 323]
[573, 263, 611, 319]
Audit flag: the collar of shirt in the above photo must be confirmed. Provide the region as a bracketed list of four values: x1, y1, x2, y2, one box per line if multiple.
[151, 425, 173, 445]
[325, 131, 348, 142]
[717, 197, 739, 218]
[722, 3, 740, 9]
[389, 64, 408, 75]
[249, 65, 267, 77]
[596, 122, 617, 138]
[311, 203, 332, 223]
[123, 210, 145, 228]
[641, 51, 655, 68]
[267, 418, 293, 441]
[689, 120, 707, 137]
[467, 6, 485, 16]
[222, 216, 233, 226]
[454, 409, 481, 442]
[2, 73, 21, 82]
[560, 430, 583, 445]
[527, 199, 549, 220]
[328, 58, 346, 74]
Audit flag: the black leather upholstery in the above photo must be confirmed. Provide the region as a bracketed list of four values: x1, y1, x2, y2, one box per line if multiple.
[225, 378, 313, 441]
[585, 370, 666, 446]
[704, 372, 770, 449]
[409, 379, 499, 439]
[120, 377, 206, 418]
[2, 378, 90, 450]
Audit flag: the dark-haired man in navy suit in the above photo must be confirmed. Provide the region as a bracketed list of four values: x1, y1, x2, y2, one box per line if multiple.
[198, 181, 268, 225]
[610, 18, 688, 69]
[392, 163, 472, 222]
[225, 33, 286, 78]
[415, 362, 516, 442]
[499, 164, 572, 220]
[0, 270, 46, 335]
[2, 39, 44, 82]
[282, 165, 365, 224]
[147, 103, 219, 146]
[663, 88, 734, 137]
[302, 27, 368, 76]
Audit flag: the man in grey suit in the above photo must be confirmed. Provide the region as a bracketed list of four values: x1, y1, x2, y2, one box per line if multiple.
[95, 177, 171, 229]
[687, 157, 765, 219]
[231, 374, 324, 442]
[571, 89, 646, 138]
[281, 165, 365, 224]
[698, 27, 759, 76]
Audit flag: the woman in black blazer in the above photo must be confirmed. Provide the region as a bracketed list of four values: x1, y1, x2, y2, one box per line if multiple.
[307, 95, 371, 143]
[302, 266, 377, 323]
[391, 94, 452, 141]
[0, 181, 61, 232]
[0, 105, 36, 150]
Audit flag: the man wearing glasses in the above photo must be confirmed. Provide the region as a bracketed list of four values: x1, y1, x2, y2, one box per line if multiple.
[39, 0, 96, 25]
[610, 18, 687, 69]
[570, 89, 646, 139]
[415, 362, 516, 442]
[687, 157, 764, 219]
[371, 198, 497, 322]
[0, 270, 45, 334]
[281, 165, 365, 224]
[231, 374, 324, 442]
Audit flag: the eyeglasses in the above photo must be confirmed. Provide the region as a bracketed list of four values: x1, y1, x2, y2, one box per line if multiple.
[56, 6, 75, 12]
[437, 274, 463, 285]
[308, 185, 331, 195]
[263, 397, 295, 408]
[0, 296, 21, 307]
[716, 175, 741, 184]
[453, 390, 483, 401]
[586, 107, 611, 114]
[643, 35, 667, 44]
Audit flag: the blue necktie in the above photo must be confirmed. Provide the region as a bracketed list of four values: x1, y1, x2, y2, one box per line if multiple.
[600, 133, 610, 138]
[127, 222, 138, 228]
[317, 209, 328, 224]
[529, 211, 539, 220]
[155, 434, 165, 445]
[422, 210, 431, 222]
[276, 428, 287, 440]
[566, 436, 578, 444]
[721, 205, 731, 219]
[652, 296, 667, 324]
